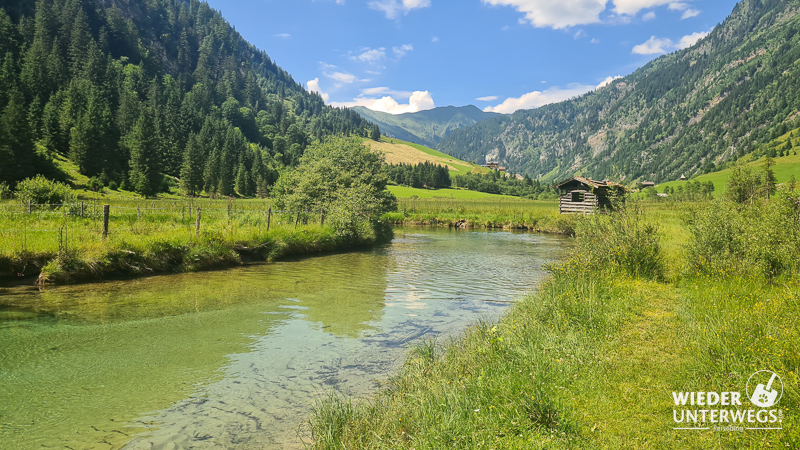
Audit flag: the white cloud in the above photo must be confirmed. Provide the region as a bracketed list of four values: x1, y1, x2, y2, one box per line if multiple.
[273, 33, 291, 39]
[681, 8, 699, 19]
[574, 29, 587, 39]
[431, 36, 439, 42]
[361, 87, 414, 97]
[590, 38, 600, 44]
[393, 44, 414, 58]
[327, 71, 359, 83]
[632, 35, 673, 54]
[476, 96, 499, 101]
[632, 30, 709, 55]
[642, 11, 656, 20]
[612, 0, 672, 15]
[677, 30, 709, 48]
[482, 0, 608, 30]
[369, 0, 431, 19]
[332, 90, 436, 114]
[668, 2, 700, 19]
[307, 78, 330, 103]
[596, 75, 622, 90]
[484, 84, 596, 114]
[352, 47, 386, 63]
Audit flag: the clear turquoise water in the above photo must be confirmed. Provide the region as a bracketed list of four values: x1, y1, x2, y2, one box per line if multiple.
[0, 228, 567, 449]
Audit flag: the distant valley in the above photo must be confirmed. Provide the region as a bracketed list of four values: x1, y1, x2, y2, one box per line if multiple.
[352, 105, 499, 150]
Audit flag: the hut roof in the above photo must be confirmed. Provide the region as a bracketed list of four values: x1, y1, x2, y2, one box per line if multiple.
[554, 176, 626, 191]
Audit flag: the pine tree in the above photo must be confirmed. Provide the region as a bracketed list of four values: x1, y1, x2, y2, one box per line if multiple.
[128, 113, 161, 197]
[180, 133, 203, 195]
[0, 87, 35, 185]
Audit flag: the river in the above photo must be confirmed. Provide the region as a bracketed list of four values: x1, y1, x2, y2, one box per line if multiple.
[0, 227, 567, 449]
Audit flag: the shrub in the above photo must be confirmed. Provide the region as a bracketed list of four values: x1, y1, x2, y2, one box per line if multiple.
[15, 175, 77, 208]
[572, 205, 664, 280]
[685, 195, 800, 279]
[0, 182, 11, 199]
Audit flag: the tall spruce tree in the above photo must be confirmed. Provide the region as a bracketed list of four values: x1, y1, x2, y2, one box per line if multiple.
[128, 113, 160, 197]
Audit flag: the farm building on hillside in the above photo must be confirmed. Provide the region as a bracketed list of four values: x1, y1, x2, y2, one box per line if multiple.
[554, 176, 627, 214]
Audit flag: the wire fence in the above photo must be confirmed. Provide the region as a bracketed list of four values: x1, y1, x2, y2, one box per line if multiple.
[0, 201, 326, 255]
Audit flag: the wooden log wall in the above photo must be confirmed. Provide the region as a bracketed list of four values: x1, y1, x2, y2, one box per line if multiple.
[559, 191, 598, 214]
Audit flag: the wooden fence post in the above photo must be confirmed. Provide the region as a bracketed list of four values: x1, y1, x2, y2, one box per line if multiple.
[320, 211, 325, 227]
[80, 201, 84, 217]
[137, 205, 140, 219]
[196, 207, 202, 236]
[27, 200, 32, 214]
[228, 203, 232, 219]
[295, 210, 300, 229]
[267, 207, 272, 232]
[102, 205, 109, 240]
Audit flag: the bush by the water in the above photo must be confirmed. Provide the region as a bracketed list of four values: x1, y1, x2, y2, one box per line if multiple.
[571, 206, 664, 280]
[685, 192, 800, 279]
[272, 137, 396, 242]
[15, 175, 77, 208]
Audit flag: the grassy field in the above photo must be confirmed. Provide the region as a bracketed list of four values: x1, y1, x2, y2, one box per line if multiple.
[309, 198, 800, 449]
[364, 137, 488, 176]
[385, 197, 573, 233]
[655, 150, 800, 195]
[388, 185, 521, 200]
[0, 198, 372, 284]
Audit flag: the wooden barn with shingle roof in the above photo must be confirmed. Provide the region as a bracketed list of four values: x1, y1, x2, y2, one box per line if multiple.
[554, 176, 627, 214]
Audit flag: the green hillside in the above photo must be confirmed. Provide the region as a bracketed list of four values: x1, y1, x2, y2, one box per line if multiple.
[0, 0, 372, 196]
[438, 0, 800, 184]
[656, 153, 800, 196]
[353, 105, 499, 149]
[365, 137, 488, 176]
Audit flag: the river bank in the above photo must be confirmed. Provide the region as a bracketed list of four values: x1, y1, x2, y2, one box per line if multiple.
[384, 198, 576, 234]
[0, 198, 394, 285]
[310, 201, 800, 449]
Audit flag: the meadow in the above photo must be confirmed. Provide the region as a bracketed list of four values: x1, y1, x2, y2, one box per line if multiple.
[385, 194, 577, 234]
[0, 198, 359, 284]
[309, 195, 800, 449]
[654, 152, 800, 196]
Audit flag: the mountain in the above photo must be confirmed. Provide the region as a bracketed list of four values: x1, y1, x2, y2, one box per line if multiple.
[437, 0, 800, 183]
[352, 105, 499, 149]
[0, 0, 373, 196]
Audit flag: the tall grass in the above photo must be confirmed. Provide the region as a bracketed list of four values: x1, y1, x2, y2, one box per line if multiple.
[0, 199, 365, 284]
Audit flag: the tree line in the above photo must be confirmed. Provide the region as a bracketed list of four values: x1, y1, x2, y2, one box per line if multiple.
[0, 0, 378, 196]
[386, 162, 451, 190]
[452, 171, 552, 199]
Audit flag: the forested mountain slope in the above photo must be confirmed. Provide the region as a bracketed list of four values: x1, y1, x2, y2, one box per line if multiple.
[0, 0, 375, 196]
[437, 0, 800, 183]
[353, 105, 498, 149]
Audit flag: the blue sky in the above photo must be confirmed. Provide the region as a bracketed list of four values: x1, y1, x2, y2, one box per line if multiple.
[202, 0, 739, 114]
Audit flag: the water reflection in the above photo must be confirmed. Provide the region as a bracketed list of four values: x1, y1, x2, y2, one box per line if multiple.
[0, 228, 567, 449]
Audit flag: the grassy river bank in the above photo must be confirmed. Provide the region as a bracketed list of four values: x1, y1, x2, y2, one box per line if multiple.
[309, 198, 800, 449]
[0, 199, 389, 285]
[0, 197, 576, 285]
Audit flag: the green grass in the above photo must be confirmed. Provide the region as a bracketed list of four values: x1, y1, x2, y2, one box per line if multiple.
[388, 185, 520, 200]
[308, 199, 800, 449]
[385, 197, 574, 234]
[381, 137, 489, 176]
[656, 152, 800, 196]
[0, 198, 373, 284]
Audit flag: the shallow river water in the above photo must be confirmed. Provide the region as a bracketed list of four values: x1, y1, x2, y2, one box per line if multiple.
[0, 227, 567, 449]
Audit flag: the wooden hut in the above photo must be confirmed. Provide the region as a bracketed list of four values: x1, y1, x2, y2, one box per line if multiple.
[554, 176, 627, 214]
